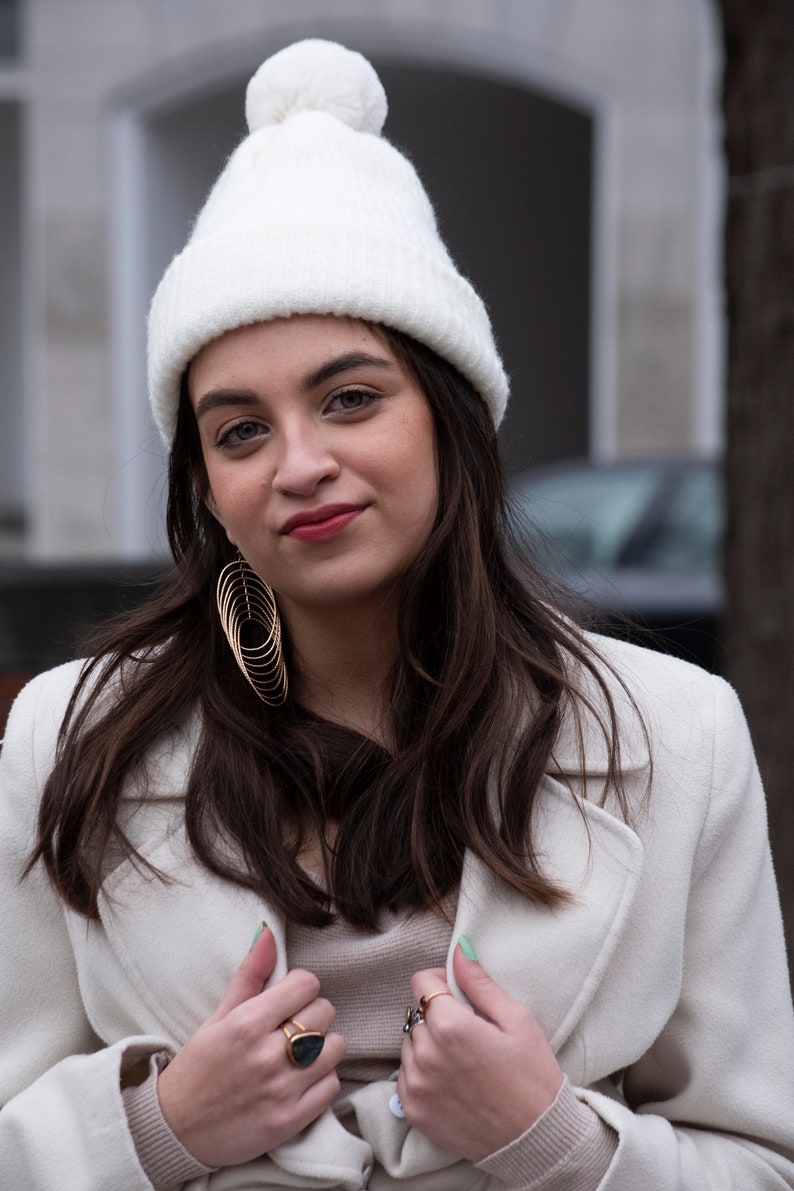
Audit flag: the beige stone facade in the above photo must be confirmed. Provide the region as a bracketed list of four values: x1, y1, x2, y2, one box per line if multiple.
[0, 0, 723, 560]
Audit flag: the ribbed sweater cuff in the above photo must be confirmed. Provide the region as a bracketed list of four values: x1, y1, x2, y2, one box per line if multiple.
[122, 1053, 217, 1190]
[475, 1077, 618, 1190]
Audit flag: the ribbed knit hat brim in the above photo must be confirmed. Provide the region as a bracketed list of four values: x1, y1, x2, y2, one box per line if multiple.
[147, 44, 509, 443]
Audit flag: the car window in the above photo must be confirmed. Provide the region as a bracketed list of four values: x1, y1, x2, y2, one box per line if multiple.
[639, 467, 723, 572]
[514, 467, 661, 569]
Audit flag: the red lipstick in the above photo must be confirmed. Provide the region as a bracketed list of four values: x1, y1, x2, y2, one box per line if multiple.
[280, 504, 365, 542]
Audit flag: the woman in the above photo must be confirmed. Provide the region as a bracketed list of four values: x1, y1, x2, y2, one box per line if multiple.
[1, 39, 793, 1191]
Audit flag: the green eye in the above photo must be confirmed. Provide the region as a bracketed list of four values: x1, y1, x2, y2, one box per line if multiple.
[216, 419, 268, 448]
[329, 389, 378, 414]
[235, 421, 259, 440]
[338, 391, 365, 409]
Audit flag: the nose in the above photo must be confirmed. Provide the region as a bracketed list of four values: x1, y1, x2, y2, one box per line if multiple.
[270, 423, 340, 496]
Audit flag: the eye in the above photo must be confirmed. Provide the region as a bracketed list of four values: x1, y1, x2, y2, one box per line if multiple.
[217, 419, 268, 448]
[326, 388, 378, 415]
[233, 421, 260, 441]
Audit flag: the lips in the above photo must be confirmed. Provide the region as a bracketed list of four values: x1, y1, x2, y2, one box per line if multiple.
[280, 504, 366, 542]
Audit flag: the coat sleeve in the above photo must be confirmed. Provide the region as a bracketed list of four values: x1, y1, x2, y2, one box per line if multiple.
[0, 666, 176, 1191]
[574, 675, 794, 1189]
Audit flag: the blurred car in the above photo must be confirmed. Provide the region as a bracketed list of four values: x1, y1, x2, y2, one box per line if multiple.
[510, 458, 725, 672]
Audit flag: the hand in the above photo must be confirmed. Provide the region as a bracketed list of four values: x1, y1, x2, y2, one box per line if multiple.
[396, 942, 563, 1162]
[157, 927, 346, 1167]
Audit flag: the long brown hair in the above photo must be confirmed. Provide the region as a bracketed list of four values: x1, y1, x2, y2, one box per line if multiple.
[28, 326, 632, 926]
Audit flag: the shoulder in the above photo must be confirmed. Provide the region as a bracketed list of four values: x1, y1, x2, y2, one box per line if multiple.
[582, 631, 724, 711]
[3, 653, 199, 808]
[0, 660, 89, 840]
[556, 631, 749, 780]
[0, 658, 127, 810]
[2, 659, 89, 762]
[585, 632, 742, 734]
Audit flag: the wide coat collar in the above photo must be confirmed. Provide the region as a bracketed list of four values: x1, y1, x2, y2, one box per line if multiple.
[96, 645, 649, 1056]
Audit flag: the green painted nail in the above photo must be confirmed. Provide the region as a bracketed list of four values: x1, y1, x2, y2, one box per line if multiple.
[251, 921, 268, 947]
[459, 934, 478, 961]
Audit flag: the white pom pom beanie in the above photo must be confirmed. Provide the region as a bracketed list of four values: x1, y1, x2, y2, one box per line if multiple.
[147, 39, 509, 444]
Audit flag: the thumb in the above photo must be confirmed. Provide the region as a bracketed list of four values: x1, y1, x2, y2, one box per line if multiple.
[453, 937, 517, 1030]
[210, 924, 278, 1022]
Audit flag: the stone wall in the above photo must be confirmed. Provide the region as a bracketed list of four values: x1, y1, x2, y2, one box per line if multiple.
[0, 0, 723, 559]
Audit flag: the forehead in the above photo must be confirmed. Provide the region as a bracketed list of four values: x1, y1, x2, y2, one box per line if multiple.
[188, 315, 395, 394]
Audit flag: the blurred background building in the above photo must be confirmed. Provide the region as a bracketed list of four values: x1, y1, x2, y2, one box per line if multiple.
[9, 0, 794, 971]
[1, 0, 723, 564]
[0, 0, 729, 710]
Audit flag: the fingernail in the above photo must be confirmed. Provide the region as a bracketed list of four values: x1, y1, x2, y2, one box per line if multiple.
[251, 921, 268, 947]
[458, 934, 478, 961]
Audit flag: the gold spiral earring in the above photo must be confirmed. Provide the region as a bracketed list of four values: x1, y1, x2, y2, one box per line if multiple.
[216, 553, 289, 706]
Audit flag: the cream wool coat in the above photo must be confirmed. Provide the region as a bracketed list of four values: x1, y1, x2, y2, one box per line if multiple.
[1, 635, 794, 1190]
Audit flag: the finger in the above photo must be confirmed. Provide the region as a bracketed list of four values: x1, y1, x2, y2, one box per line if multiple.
[277, 997, 338, 1057]
[292, 995, 337, 1035]
[409, 968, 447, 999]
[229, 967, 324, 1034]
[284, 1029, 347, 1085]
[452, 940, 520, 1030]
[295, 1066, 344, 1123]
[210, 926, 278, 1021]
[401, 1018, 428, 1058]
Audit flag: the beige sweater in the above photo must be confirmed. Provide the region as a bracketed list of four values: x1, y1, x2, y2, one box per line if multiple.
[124, 902, 616, 1189]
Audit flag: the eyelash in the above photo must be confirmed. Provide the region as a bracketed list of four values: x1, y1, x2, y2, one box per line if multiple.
[326, 387, 380, 414]
[213, 389, 380, 449]
[215, 420, 268, 449]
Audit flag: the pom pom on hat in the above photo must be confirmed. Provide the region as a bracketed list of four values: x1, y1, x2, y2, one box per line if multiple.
[245, 39, 387, 135]
[148, 39, 509, 443]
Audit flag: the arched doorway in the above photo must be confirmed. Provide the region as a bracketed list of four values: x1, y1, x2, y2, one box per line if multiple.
[113, 51, 595, 553]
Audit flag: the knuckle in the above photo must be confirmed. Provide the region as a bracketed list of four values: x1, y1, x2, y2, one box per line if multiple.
[319, 1032, 345, 1066]
[314, 996, 336, 1023]
[268, 1102, 293, 1134]
[400, 1063, 426, 1098]
[429, 1015, 457, 1045]
[225, 1008, 260, 1048]
[329, 1030, 347, 1060]
[290, 968, 322, 999]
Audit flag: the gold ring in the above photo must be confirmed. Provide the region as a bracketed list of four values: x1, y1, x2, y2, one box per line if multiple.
[402, 990, 453, 1037]
[419, 991, 452, 1014]
[280, 1017, 326, 1067]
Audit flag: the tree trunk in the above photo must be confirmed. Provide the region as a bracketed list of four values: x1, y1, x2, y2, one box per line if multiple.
[717, 0, 794, 969]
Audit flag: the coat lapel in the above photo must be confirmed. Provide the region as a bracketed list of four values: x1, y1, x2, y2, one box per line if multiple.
[448, 777, 644, 1051]
[444, 642, 649, 1051]
[98, 775, 643, 1056]
[97, 825, 287, 1045]
[98, 642, 648, 1050]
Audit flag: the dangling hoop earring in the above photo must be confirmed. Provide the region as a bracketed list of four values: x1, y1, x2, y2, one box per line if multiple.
[216, 552, 289, 706]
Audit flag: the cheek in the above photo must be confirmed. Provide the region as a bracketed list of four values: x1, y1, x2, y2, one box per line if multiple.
[394, 434, 439, 533]
[415, 419, 440, 518]
[201, 469, 260, 544]
[414, 461, 439, 524]
[398, 403, 438, 494]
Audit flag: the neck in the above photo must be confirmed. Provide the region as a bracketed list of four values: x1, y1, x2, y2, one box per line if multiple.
[280, 597, 399, 744]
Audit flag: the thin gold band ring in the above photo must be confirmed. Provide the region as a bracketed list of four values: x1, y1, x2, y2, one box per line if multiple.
[419, 991, 452, 1013]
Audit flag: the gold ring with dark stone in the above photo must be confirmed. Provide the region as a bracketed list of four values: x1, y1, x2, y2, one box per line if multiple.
[281, 1017, 326, 1067]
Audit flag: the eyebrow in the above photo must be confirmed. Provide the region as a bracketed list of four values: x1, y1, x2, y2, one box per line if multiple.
[194, 389, 260, 422]
[302, 351, 395, 390]
[194, 351, 396, 422]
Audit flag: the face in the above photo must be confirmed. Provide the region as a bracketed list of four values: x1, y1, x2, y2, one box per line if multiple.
[189, 315, 439, 619]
